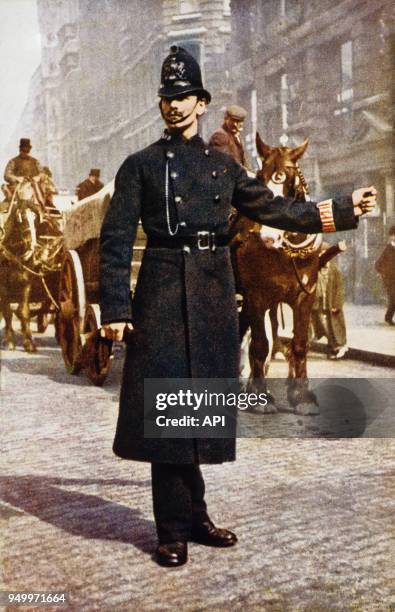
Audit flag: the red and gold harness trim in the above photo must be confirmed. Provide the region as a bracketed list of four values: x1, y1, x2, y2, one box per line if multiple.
[316, 199, 336, 233]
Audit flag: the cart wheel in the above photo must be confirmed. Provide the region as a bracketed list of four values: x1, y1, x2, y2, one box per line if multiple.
[54, 311, 61, 344]
[83, 304, 112, 386]
[58, 250, 86, 374]
[37, 312, 50, 334]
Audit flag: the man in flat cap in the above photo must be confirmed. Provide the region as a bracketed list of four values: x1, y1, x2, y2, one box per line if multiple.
[3, 138, 43, 200]
[99, 45, 377, 568]
[209, 104, 248, 167]
[76, 168, 104, 201]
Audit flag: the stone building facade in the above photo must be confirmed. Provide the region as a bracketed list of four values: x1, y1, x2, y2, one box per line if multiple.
[230, 0, 394, 303]
[8, 0, 232, 191]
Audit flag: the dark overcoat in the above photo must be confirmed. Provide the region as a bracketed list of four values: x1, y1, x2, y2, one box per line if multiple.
[313, 262, 347, 348]
[99, 132, 357, 465]
[375, 244, 395, 297]
[209, 126, 246, 166]
[76, 178, 104, 201]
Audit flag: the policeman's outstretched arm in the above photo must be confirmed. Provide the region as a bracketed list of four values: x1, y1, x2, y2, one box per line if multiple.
[232, 164, 377, 235]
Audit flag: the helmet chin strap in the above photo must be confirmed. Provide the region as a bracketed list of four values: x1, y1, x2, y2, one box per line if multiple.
[160, 99, 199, 128]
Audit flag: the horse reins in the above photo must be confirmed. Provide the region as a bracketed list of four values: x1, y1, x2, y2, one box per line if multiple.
[0, 180, 62, 310]
[0, 241, 61, 310]
[258, 157, 318, 296]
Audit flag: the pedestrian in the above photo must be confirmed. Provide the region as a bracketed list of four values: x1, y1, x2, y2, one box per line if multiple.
[311, 251, 348, 359]
[99, 45, 377, 568]
[375, 226, 395, 325]
[209, 104, 248, 167]
[75, 169, 104, 201]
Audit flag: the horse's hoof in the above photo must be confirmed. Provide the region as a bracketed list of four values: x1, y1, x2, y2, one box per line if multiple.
[294, 403, 320, 416]
[6, 342, 16, 351]
[250, 399, 278, 414]
[24, 341, 37, 353]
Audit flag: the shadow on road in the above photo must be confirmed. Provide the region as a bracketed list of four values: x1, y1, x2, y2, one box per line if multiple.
[1, 331, 124, 390]
[0, 475, 155, 554]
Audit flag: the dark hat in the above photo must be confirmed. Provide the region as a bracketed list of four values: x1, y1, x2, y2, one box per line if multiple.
[42, 166, 52, 177]
[226, 104, 247, 120]
[19, 138, 32, 149]
[158, 45, 211, 103]
[89, 169, 101, 177]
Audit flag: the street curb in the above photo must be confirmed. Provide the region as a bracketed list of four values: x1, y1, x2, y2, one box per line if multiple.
[279, 336, 395, 369]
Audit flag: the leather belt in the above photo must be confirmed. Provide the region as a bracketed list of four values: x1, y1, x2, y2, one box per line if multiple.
[147, 231, 228, 251]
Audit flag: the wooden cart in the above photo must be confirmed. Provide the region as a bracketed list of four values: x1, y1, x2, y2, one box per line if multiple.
[57, 182, 146, 385]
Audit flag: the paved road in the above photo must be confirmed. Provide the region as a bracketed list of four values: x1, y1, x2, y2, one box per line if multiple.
[1, 327, 394, 611]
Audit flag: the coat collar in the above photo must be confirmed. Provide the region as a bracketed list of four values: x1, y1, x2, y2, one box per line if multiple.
[160, 130, 206, 148]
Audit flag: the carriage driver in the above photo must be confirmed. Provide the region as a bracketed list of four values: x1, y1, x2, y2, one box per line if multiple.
[3, 138, 43, 199]
[99, 45, 377, 568]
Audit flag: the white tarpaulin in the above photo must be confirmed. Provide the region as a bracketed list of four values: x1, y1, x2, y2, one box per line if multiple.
[63, 180, 114, 249]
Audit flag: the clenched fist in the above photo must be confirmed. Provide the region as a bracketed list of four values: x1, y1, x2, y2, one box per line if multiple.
[352, 186, 377, 216]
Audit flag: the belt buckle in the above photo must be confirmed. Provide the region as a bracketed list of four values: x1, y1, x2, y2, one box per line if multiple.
[197, 231, 210, 250]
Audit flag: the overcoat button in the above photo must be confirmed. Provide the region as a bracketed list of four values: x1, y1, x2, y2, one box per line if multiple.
[204, 149, 210, 156]
[170, 171, 178, 179]
[166, 151, 175, 159]
[214, 194, 220, 202]
[174, 195, 182, 203]
[212, 171, 218, 178]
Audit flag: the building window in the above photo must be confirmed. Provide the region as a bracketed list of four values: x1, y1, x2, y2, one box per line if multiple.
[280, 73, 288, 131]
[179, 0, 199, 14]
[338, 40, 353, 104]
[176, 40, 201, 64]
[223, 0, 231, 14]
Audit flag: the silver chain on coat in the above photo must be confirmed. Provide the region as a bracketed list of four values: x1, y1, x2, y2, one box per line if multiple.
[165, 159, 180, 236]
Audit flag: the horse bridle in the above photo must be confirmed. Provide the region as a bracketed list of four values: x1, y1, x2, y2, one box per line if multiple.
[258, 156, 320, 295]
[266, 160, 310, 200]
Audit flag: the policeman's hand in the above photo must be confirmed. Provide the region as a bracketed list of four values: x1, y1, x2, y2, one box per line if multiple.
[32, 175, 41, 183]
[100, 322, 133, 342]
[352, 186, 377, 216]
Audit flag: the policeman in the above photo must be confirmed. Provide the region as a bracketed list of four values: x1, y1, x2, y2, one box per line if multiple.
[209, 104, 248, 167]
[75, 169, 104, 201]
[99, 46, 377, 568]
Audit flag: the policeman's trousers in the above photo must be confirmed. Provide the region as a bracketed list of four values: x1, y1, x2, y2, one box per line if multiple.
[151, 463, 208, 543]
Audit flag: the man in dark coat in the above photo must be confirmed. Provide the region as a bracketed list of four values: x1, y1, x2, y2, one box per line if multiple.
[3, 138, 43, 201]
[75, 169, 104, 201]
[209, 104, 248, 167]
[375, 226, 395, 325]
[99, 46, 377, 567]
[311, 256, 348, 358]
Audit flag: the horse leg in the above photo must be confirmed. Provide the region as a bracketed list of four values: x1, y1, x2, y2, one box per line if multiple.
[238, 298, 251, 381]
[248, 307, 277, 413]
[1, 300, 16, 350]
[270, 304, 285, 360]
[16, 279, 37, 353]
[287, 298, 318, 415]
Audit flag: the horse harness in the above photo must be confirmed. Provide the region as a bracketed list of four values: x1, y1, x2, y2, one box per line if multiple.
[251, 159, 321, 295]
[0, 180, 62, 309]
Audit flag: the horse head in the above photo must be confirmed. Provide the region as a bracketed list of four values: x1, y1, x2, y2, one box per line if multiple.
[1, 179, 44, 263]
[256, 133, 309, 201]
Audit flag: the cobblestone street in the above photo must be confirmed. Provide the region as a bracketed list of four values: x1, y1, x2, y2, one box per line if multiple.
[1, 329, 394, 611]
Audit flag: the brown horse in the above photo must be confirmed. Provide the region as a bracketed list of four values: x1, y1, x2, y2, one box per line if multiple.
[230, 134, 337, 415]
[0, 179, 62, 352]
